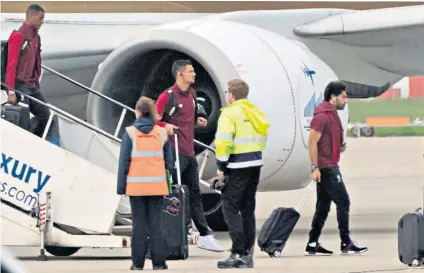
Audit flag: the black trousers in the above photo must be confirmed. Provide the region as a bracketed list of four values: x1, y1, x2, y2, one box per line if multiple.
[129, 196, 166, 268]
[308, 166, 351, 244]
[16, 81, 50, 138]
[171, 149, 210, 236]
[221, 166, 261, 256]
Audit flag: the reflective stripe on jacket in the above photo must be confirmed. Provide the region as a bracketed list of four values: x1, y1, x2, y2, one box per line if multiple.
[125, 125, 169, 196]
[215, 99, 269, 170]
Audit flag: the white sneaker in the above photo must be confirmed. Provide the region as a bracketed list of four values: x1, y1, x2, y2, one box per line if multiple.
[196, 234, 225, 252]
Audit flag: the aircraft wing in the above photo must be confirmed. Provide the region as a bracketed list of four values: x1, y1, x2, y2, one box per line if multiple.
[293, 5, 424, 77]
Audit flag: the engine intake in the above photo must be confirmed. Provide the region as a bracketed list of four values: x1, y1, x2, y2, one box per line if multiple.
[88, 24, 242, 155]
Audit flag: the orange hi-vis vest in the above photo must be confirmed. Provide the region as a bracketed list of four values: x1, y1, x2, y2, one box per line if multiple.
[125, 125, 169, 196]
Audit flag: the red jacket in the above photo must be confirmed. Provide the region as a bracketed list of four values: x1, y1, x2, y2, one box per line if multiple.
[6, 23, 42, 89]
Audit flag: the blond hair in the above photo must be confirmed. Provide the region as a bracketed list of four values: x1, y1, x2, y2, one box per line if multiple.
[135, 96, 159, 121]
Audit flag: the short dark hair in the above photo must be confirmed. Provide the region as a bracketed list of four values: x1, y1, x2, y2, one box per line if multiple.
[171, 59, 192, 79]
[324, 81, 347, 102]
[26, 4, 45, 17]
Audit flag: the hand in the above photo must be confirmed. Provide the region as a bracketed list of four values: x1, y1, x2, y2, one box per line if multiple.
[312, 168, 321, 183]
[7, 93, 17, 104]
[197, 117, 207, 127]
[216, 170, 224, 178]
[341, 142, 347, 153]
[165, 123, 179, 135]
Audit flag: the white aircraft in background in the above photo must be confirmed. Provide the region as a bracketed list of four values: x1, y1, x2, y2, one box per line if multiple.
[1, 4, 423, 239]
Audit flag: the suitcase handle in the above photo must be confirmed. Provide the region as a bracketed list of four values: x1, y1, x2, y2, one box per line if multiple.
[296, 181, 314, 212]
[1, 101, 29, 107]
[174, 133, 182, 186]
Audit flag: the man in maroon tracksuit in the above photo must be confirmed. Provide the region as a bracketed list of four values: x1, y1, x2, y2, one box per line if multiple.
[305, 81, 368, 256]
[5, 4, 50, 138]
[155, 59, 224, 252]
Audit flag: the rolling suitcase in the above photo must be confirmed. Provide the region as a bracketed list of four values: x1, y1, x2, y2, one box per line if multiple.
[398, 188, 424, 267]
[258, 181, 314, 257]
[147, 133, 190, 260]
[1, 102, 30, 131]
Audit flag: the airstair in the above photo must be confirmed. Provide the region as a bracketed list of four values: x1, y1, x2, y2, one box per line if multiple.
[0, 64, 220, 259]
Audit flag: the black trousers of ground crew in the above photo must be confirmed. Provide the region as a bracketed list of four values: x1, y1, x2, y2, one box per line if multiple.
[16, 81, 50, 138]
[308, 166, 352, 244]
[129, 196, 166, 268]
[221, 166, 261, 255]
[171, 149, 210, 236]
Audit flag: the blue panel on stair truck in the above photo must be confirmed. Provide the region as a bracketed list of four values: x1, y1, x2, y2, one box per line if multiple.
[46, 115, 62, 147]
[30, 115, 62, 147]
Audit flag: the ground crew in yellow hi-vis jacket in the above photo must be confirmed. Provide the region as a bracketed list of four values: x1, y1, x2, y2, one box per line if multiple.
[117, 96, 174, 271]
[214, 79, 270, 269]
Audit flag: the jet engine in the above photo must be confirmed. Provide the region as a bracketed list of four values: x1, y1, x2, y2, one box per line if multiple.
[88, 19, 346, 231]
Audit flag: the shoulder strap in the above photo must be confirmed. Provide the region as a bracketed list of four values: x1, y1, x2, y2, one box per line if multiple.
[16, 29, 28, 40]
[191, 89, 200, 124]
[13, 29, 29, 51]
[163, 88, 198, 122]
[165, 89, 178, 117]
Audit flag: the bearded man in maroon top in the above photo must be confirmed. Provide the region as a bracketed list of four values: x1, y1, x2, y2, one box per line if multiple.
[305, 81, 368, 256]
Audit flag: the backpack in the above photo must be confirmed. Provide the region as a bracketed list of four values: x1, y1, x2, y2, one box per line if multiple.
[1, 29, 30, 85]
[162, 88, 207, 124]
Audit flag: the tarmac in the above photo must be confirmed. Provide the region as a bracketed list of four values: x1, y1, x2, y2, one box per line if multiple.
[6, 136, 424, 273]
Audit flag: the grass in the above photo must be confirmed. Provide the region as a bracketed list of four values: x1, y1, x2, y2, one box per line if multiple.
[348, 98, 424, 123]
[373, 126, 424, 137]
[347, 98, 424, 137]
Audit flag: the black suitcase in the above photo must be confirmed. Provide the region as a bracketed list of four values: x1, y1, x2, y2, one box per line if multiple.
[1, 102, 30, 131]
[398, 200, 424, 267]
[147, 134, 190, 260]
[258, 182, 313, 257]
[161, 184, 190, 260]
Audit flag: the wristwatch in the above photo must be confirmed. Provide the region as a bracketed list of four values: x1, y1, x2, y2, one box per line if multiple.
[311, 165, 318, 172]
[8, 90, 15, 95]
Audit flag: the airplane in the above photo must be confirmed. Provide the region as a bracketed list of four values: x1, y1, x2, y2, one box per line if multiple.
[2, 1, 421, 13]
[2, 3, 424, 234]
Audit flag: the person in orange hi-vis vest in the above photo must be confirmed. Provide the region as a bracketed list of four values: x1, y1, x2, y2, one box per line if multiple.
[117, 96, 174, 271]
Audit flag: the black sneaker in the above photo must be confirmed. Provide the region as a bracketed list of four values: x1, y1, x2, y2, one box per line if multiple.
[304, 242, 333, 256]
[217, 253, 248, 269]
[130, 264, 143, 270]
[153, 264, 168, 270]
[239, 254, 254, 269]
[245, 246, 255, 256]
[341, 241, 368, 255]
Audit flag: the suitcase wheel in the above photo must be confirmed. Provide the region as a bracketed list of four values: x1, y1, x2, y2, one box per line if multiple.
[410, 259, 420, 267]
[268, 250, 281, 258]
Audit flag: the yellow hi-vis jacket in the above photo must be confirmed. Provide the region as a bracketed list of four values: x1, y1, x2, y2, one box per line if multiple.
[215, 99, 270, 171]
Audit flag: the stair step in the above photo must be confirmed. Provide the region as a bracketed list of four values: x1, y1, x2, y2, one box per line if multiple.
[112, 225, 132, 235]
[115, 214, 132, 225]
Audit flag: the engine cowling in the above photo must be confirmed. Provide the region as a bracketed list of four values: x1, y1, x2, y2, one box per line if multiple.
[88, 19, 346, 192]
